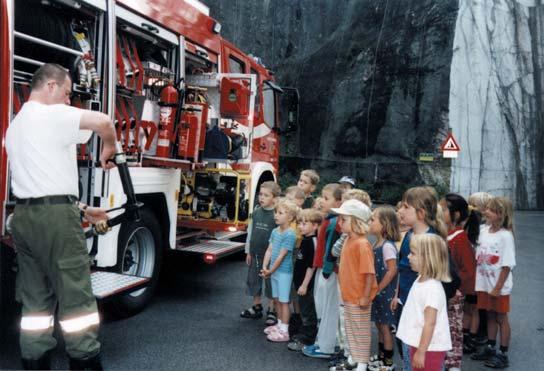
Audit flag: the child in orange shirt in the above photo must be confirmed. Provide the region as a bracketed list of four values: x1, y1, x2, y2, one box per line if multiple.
[333, 199, 378, 371]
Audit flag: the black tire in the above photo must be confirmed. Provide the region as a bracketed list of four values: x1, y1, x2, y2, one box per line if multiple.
[107, 208, 163, 318]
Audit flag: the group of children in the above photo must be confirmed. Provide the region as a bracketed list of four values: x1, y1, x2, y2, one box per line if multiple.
[240, 169, 516, 371]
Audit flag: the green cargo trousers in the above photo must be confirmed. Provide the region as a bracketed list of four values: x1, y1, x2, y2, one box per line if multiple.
[11, 199, 100, 360]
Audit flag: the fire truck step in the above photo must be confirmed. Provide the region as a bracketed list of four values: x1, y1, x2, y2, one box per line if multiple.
[91, 271, 149, 299]
[176, 230, 207, 242]
[212, 230, 247, 241]
[176, 240, 245, 262]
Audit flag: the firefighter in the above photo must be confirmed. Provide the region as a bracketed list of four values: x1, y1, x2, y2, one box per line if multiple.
[5, 63, 116, 370]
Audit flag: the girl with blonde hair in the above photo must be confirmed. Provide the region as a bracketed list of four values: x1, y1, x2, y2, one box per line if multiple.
[393, 187, 460, 371]
[396, 234, 452, 370]
[333, 199, 378, 371]
[368, 206, 400, 371]
[471, 197, 515, 369]
[261, 198, 299, 342]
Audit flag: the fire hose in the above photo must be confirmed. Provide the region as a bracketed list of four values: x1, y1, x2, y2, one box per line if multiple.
[85, 141, 143, 240]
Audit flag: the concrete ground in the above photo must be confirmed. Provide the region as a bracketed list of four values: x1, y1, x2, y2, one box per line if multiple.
[1, 211, 543, 370]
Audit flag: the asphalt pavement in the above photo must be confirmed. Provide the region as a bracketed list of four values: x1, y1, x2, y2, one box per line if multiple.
[1, 211, 543, 370]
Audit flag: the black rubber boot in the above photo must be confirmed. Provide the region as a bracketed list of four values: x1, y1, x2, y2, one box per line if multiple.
[21, 352, 51, 370]
[69, 353, 103, 371]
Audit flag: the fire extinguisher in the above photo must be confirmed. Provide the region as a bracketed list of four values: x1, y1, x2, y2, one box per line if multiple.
[156, 83, 179, 158]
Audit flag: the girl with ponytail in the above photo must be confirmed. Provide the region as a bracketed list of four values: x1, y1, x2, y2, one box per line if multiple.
[440, 194, 479, 370]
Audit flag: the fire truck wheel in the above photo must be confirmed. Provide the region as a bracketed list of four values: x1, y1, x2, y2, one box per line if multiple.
[108, 209, 162, 318]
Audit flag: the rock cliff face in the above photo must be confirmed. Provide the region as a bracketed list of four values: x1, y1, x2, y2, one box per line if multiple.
[204, 0, 543, 208]
[449, 0, 544, 209]
[204, 0, 458, 199]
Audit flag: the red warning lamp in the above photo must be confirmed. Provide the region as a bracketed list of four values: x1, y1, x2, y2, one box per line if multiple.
[203, 253, 216, 264]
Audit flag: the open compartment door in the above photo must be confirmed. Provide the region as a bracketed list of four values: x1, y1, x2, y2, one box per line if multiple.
[218, 73, 256, 121]
[0, 0, 13, 237]
[199, 73, 256, 163]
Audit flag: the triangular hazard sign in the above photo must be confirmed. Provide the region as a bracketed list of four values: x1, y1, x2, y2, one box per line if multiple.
[441, 132, 460, 152]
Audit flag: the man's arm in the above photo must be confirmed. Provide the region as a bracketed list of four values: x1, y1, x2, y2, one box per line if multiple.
[80, 111, 116, 169]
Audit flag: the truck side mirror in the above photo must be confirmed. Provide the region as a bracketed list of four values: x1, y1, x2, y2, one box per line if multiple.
[279, 87, 299, 133]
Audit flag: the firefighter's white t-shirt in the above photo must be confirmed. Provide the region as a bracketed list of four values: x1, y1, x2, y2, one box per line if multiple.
[6, 101, 92, 198]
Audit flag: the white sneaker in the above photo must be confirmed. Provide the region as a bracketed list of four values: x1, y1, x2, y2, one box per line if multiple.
[368, 354, 381, 366]
[368, 361, 383, 371]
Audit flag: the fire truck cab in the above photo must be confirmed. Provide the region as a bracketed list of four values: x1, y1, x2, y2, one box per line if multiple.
[0, 0, 298, 316]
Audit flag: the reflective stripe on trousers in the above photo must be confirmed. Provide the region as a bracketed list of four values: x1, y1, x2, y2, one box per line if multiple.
[21, 315, 54, 331]
[60, 312, 100, 333]
[11, 203, 101, 360]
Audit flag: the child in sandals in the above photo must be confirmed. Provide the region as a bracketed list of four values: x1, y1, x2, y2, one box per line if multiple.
[261, 198, 299, 342]
[240, 181, 280, 322]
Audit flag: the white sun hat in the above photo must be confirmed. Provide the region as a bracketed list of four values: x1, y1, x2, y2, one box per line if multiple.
[330, 199, 371, 222]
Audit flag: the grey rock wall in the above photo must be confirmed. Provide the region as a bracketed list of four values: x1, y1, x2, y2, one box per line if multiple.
[204, 0, 458, 199]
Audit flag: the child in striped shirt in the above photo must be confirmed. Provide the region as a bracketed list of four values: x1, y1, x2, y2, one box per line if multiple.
[334, 200, 377, 371]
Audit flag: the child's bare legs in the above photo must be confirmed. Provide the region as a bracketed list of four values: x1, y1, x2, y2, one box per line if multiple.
[497, 313, 510, 347]
[462, 302, 480, 353]
[469, 304, 479, 334]
[463, 302, 478, 332]
[462, 302, 471, 329]
[379, 324, 394, 353]
[273, 299, 279, 317]
[269, 299, 276, 312]
[376, 325, 383, 344]
[377, 323, 394, 366]
[253, 295, 261, 306]
[487, 311, 510, 346]
[487, 310, 497, 342]
[374, 324, 384, 358]
[278, 301, 291, 326]
[376, 323, 383, 350]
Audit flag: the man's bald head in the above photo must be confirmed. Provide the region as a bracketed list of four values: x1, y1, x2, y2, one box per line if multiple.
[30, 63, 70, 91]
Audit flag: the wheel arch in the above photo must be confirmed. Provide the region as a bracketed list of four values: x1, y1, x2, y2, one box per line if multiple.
[136, 193, 170, 251]
[249, 162, 276, 212]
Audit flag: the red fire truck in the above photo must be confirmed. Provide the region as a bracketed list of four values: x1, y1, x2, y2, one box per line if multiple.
[0, 0, 298, 316]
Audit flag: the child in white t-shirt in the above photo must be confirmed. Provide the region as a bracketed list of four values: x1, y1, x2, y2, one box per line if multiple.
[396, 234, 452, 370]
[471, 197, 515, 369]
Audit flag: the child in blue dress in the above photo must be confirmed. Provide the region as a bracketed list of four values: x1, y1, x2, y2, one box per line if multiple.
[368, 206, 400, 371]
